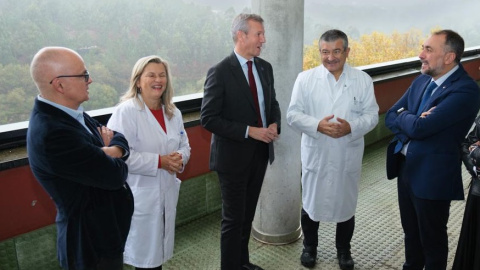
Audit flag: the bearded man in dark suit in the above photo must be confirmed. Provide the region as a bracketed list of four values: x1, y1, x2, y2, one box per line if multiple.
[386, 30, 480, 270]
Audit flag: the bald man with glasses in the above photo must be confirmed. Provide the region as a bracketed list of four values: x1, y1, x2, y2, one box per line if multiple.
[27, 46, 133, 270]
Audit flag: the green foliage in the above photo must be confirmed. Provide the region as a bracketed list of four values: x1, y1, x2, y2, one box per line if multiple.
[0, 88, 34, 124]
[3, 0, 473, 127]
[0, 0, 235, 125]
[84, 84, 119, 111]
[0, 64, 29, 93]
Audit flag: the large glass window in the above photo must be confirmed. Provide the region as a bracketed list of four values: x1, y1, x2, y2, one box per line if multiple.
[304, 0, 480, 69]
[0, 0, 250, 125]
[1, 0, 480, 126]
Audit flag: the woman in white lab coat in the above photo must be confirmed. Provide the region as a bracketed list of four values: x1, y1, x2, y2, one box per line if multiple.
[107, 56, 191, 270]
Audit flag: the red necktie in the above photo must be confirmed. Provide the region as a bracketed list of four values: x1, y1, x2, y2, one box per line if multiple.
[247, 60, 263, 127]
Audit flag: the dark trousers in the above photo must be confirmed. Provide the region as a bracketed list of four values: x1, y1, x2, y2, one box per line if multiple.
[69, 255, 124, 270]
[301, 208, 355, 253]
[217, 142, 269, 270]
[135, 266, 162, 270]
[397, 157, 451, 270]
[452, 181, 480, 270]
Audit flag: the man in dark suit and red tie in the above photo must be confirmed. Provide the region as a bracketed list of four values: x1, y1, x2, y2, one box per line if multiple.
[385, 30, 480, 270]
[200, 13, 281, 270]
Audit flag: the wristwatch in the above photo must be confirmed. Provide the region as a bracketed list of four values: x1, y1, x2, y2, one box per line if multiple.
[396, 107, 405, 115]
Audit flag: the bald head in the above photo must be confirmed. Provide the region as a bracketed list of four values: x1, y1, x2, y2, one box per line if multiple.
[30, 47, 84, 93]
[30, 47, 91, 109]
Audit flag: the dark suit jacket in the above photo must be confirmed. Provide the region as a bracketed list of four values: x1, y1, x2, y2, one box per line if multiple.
[385, 64, 480, 200]
[200, 52, 281, 173]
[461, 115, 480, 177]
[27, 98, 134, 270]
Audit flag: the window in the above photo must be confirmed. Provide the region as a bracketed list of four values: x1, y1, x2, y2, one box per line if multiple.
[1, 0, 480, 126]
[0, 0, 249, 126]
[303, 0, 480, 69]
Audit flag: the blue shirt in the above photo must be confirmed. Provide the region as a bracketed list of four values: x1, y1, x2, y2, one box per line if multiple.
[37, 95, 92, 134]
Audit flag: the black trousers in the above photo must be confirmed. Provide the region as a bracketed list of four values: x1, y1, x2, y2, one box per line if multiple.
[135, 266, 162, 270]
[452, 181, 480, 270]
[217, 142, 269, 270]
[301, 208, 355, 252]
[69, 255, 124, 270]
[397, 156, 451, 270]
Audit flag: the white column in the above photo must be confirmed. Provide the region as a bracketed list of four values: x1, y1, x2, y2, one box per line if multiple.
[252, 0, 305, 244]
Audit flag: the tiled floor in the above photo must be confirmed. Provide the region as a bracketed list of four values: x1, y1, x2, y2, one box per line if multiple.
[161, 139, 470, 270]
[3, 139, 468, 270]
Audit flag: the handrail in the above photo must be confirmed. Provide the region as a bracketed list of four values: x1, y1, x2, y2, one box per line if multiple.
[1, 46, 480, 150]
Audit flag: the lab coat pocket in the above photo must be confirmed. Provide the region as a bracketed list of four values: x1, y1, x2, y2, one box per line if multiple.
[301, 143, 319, 173]
[345, 140, 363, 174]
[169, 177, 182, 207]
[350, 97, 363, 116]
[131, 187, 160, 216]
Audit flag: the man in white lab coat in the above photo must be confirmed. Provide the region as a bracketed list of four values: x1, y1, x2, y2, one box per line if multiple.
[286, 29, 379, 270]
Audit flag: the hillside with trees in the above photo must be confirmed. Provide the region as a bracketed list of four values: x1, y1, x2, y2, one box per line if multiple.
[1, 0, 479, 125]
[0, 0, 236, 124]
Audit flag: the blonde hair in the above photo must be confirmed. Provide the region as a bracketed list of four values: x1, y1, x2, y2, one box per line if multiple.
[120, 55, 176, 119]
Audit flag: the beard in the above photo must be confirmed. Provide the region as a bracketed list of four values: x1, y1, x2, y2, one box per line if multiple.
[420, 62, 441, 78]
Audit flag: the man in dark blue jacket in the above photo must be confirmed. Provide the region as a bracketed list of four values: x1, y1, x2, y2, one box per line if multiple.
[386, 30, 480, 270]
[27, 46, 133, 270]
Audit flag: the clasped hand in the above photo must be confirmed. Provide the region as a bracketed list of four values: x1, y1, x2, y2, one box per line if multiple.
[248, 123, 279, 143]
[317, 115, 351, 138]
[161, 152, 183, 174]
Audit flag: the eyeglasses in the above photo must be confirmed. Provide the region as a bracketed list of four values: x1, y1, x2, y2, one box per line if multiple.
[49, 71, 90, 84]
[320, 49, 344, 57]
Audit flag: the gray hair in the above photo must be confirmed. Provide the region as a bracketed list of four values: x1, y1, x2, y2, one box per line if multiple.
[231, 13, 264, 43]
[433, 29, 464, 64]
[319, 29, 349, 50]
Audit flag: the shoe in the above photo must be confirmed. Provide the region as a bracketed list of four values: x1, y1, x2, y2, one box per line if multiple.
[300, 247, 317, 268]
[242, 262, 264, 270]
[337, 251, 354, 270]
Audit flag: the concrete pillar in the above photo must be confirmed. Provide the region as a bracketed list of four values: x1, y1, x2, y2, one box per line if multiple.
[251, 0, 304, 244]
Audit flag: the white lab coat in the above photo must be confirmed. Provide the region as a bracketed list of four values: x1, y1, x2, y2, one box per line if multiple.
[107, 95, 191, 268]
[286, 64, 378, 222]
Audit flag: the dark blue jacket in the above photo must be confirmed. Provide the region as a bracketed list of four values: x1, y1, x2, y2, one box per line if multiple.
[386, 64, 480, 200]
[27, 98, 134, 269]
